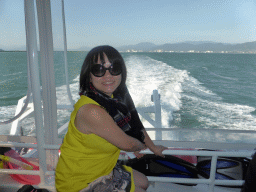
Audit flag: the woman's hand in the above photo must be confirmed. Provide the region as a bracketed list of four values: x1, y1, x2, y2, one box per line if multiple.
[151, 145, 168, 158]
[134, 150, 145, 159]
[134, 145, 168, 158]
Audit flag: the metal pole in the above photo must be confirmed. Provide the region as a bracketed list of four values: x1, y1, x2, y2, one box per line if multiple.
[208, 155, 218, 192]
[36, 0, 59, 170]
[153, 90, 162, 140]
[24, 0, 47, 185]
[61, 0, 74, 106]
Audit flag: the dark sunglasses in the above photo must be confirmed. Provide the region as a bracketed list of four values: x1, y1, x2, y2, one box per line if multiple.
[91, 60, 122, 77]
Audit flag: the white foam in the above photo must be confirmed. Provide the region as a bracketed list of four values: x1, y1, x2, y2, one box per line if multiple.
[184, 75, 218, 98]
[0, 79, 9, 85]
[210, 72, 239, 81]
[2, 53, 255, 141]
[125, 55, 186, 128]
[0, 105, 26, 135]
[183, 94, 256, 130]
[2, 71, 23, 77]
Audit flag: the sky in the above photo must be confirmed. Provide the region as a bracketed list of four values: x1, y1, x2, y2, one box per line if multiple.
[0, 0, 256, 50]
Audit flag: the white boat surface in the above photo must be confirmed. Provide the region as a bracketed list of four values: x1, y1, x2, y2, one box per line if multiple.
[0, 1, 255, 192]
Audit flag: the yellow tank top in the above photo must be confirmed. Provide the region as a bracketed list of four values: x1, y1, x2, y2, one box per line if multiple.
[55, 95, 135, 192]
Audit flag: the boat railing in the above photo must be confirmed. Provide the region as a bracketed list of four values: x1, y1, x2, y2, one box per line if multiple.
[137, 89, 162, 140]
[0, 139, 254, 191]
[10, 95, 34, 136]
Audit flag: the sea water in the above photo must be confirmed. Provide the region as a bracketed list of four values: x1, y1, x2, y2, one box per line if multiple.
[1, 51, 256, 143]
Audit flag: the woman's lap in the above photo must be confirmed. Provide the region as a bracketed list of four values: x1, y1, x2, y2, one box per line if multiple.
[80, 163, 133, 192]
[79, 165, 148, 192]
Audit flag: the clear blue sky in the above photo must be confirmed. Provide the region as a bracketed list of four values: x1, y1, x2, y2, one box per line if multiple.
[0, 0, 256, 50]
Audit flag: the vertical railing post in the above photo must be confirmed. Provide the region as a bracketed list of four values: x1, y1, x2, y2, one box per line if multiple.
[208, 155, 218, 192]
[36, 0, 59, 173]
[24, 0, 47, 185]
[152, 90, 162, 140]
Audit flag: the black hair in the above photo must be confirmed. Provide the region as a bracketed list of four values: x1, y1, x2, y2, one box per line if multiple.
[79, 45, 127, 95]
[79, 45, 145, 143]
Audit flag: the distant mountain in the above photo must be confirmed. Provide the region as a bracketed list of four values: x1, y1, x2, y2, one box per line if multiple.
[116, 41, 256, 53]
[154, 42, 227, 52]
[231, 41, 256, 52]
[183, 41, 219, 45]
[3, 41, 256, 53]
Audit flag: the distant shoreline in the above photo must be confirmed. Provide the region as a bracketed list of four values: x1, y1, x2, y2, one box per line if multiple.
[1, 41, 256, 53]
[1, 50, 256, 54]
[0, 50, 26, 52]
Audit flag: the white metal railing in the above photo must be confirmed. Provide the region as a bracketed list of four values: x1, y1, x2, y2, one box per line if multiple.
[8, 95, 73, 138]
[0, 141, 59, 179]
[10, 96, 34, 136]
[0, 141, 254, 192]
[137, 90, 162, 129]
[24, 0, 48, 186]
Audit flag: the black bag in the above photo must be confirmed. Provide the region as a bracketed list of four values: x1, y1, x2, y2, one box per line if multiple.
[17, 185, 50, 192]
[0, 147, 12, 155]
[120, 154, 199, 186]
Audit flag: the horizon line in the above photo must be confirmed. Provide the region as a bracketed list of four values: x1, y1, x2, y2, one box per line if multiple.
[1, 40, 255, 51]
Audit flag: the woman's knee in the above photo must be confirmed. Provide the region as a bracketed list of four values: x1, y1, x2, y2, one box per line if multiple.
[135, 186, 147, 192]
[133, 169, 149, 190]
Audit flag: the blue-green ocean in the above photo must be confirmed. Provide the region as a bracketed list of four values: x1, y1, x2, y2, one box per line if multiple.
[1, 51, 256, 142]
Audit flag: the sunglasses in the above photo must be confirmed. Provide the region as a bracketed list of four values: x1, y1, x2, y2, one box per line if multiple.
[91, 60, 122, 77]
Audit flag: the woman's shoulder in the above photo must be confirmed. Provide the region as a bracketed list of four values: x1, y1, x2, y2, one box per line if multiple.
[77, 103, 107, 121]
[75, 95, 100, 107]
[75, 103, 108, 134]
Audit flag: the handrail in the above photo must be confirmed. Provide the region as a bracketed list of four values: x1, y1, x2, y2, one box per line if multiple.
[0, 143, 253, 192]
[146, 127, 256, 134]
[1, 135, 255, 151]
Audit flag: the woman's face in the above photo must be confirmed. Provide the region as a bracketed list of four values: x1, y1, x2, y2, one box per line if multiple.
[90, 53, 122, 97]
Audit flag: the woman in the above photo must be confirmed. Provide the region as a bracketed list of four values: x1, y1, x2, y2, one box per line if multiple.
[55, 45, 167, 192]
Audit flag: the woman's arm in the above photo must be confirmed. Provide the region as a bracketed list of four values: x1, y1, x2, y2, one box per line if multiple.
[75, 104, 146, 152]
[142, 129, 156, 151]
[120, 87, 167, 157]
[138, 129, 168, 158]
